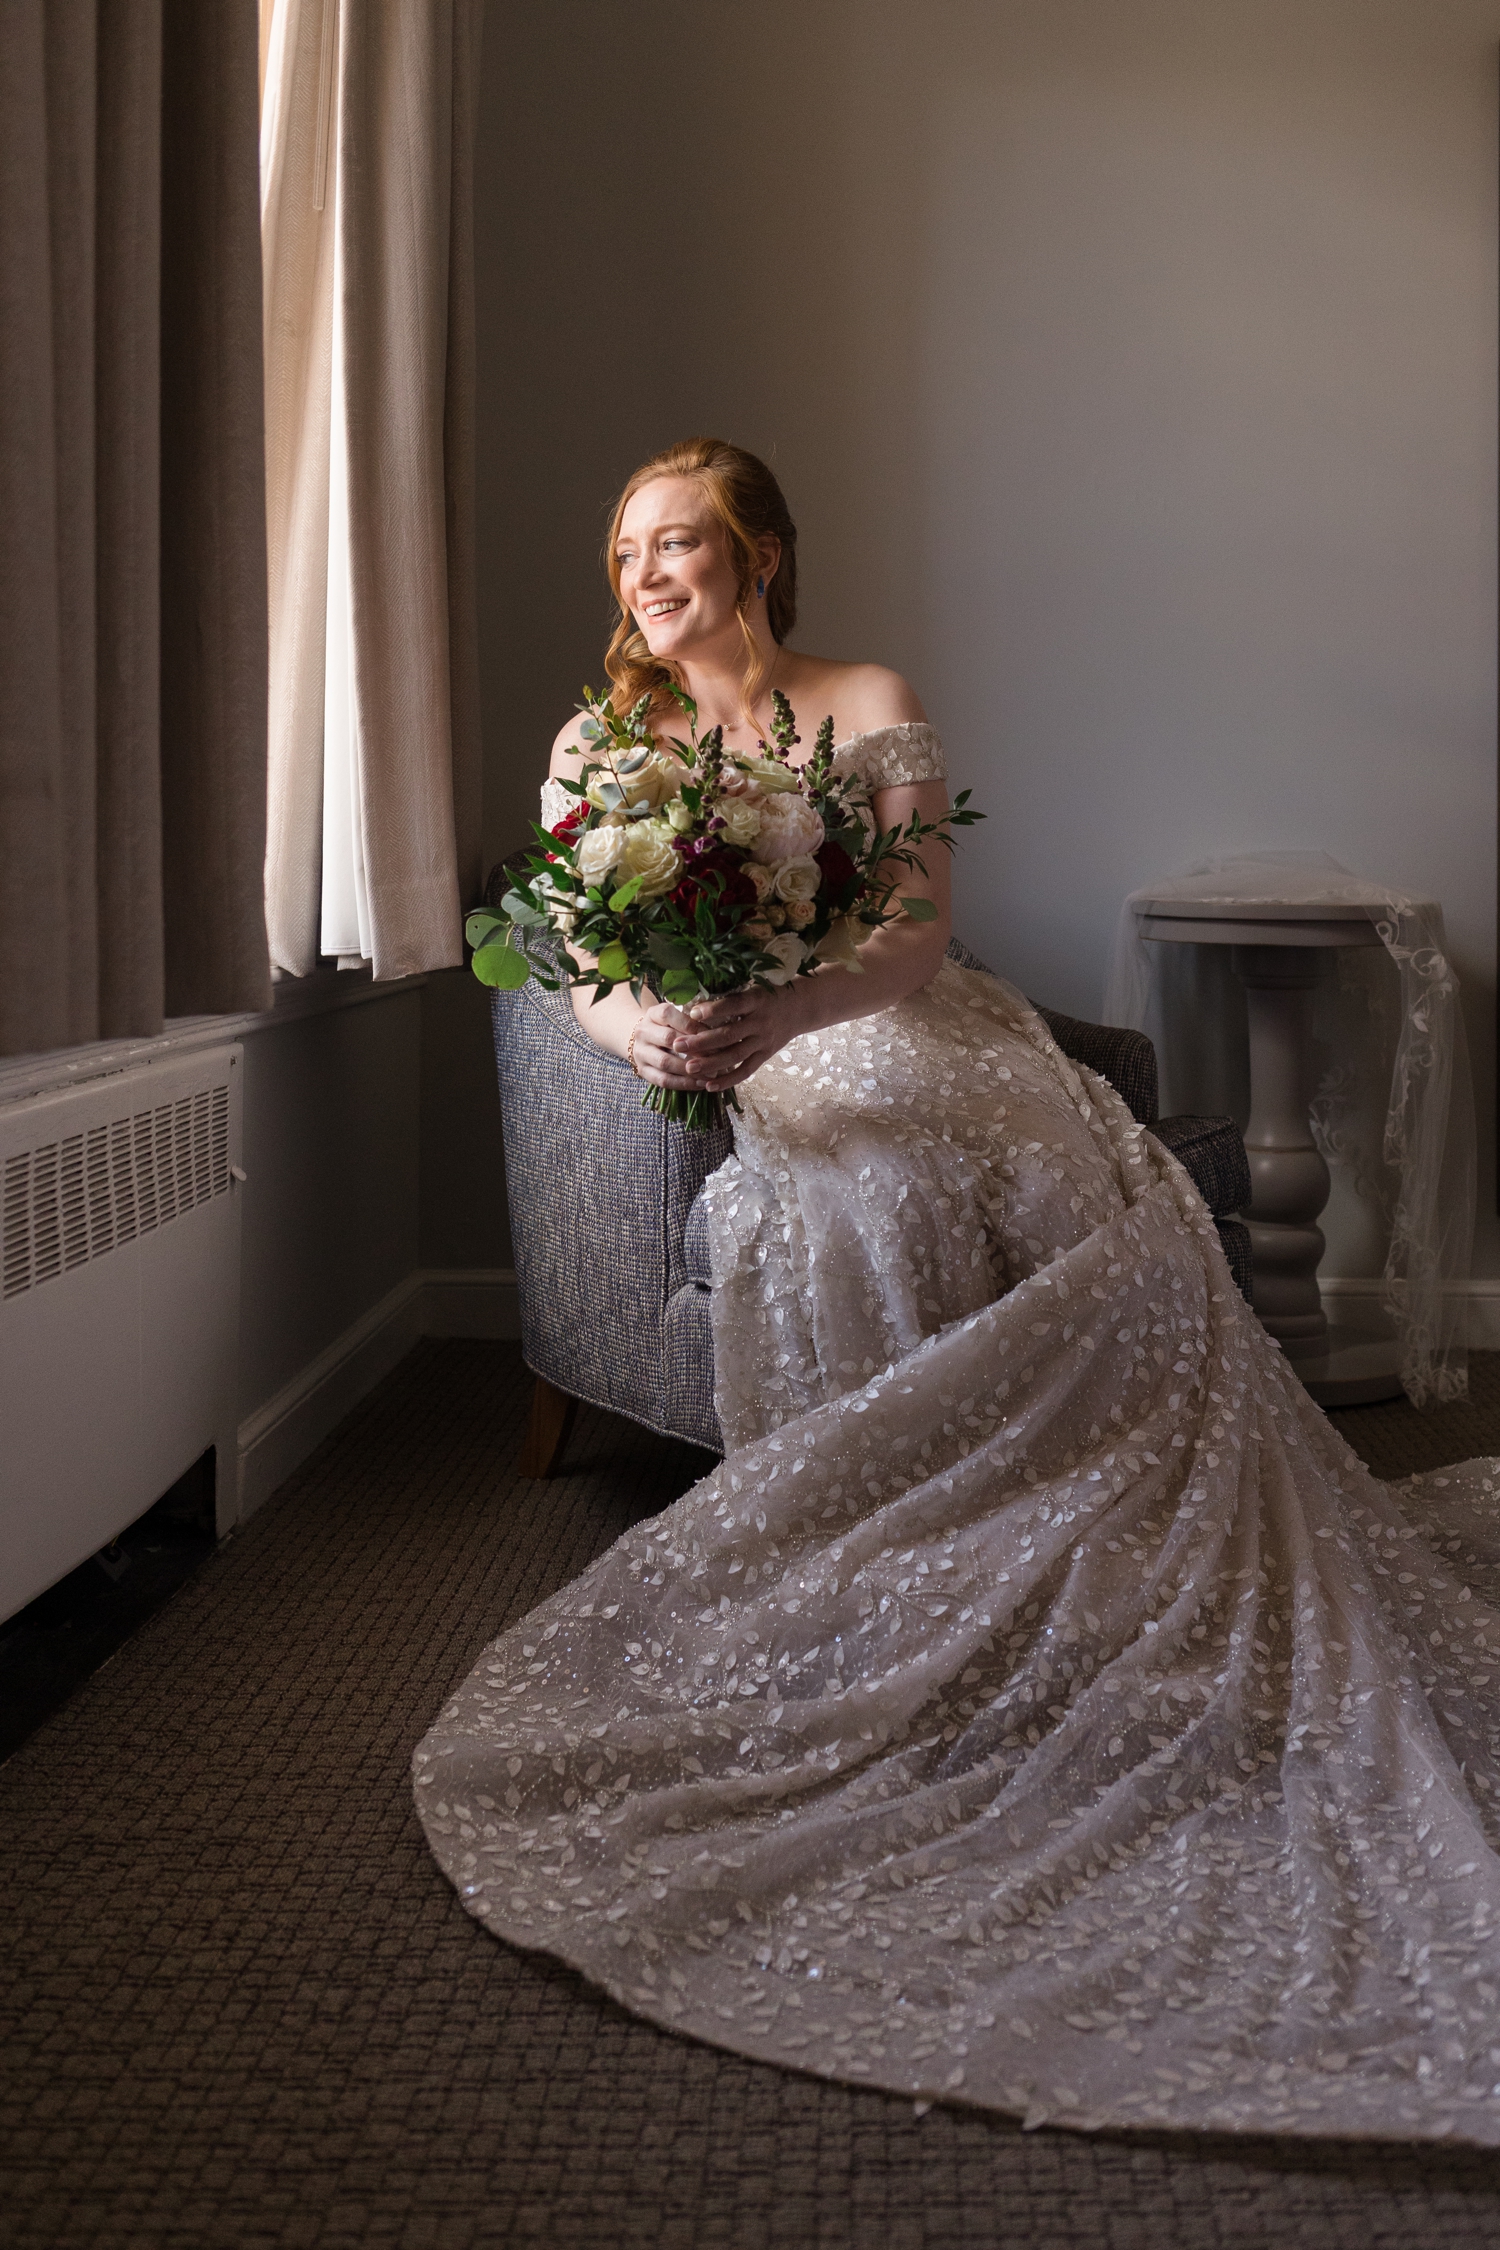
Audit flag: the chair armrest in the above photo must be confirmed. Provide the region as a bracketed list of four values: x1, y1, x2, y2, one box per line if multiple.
[1151, 1113, 1250, 1218]
[1034, 1008, 1159, 1128]
[485, 860, 732, 1421]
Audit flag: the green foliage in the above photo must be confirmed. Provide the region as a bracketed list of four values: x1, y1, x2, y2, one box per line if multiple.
[769, 689, 799, 757]
[471, 934, 530, 989]
[465, 676, 989, 1130]
[501, 889, 548, 926]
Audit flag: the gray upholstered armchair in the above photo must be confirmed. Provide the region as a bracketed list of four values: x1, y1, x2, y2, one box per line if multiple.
[486, 865, 1252, 1474]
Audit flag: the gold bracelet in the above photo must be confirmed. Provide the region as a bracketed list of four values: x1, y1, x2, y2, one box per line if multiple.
[626, 1017, 646, 1079]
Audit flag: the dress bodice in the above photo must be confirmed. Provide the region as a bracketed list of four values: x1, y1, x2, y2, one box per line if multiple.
[538, 722, 947, 831]
[539, 775, 574, 831]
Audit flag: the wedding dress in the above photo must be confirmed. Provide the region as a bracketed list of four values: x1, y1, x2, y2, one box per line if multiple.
[416, 725, 1500, 2145]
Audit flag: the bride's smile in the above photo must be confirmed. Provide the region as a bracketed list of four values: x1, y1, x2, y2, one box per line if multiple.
[614, 474, 778, 696]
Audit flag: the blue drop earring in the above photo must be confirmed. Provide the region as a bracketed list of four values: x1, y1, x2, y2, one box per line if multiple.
[756, 576, 765, 599]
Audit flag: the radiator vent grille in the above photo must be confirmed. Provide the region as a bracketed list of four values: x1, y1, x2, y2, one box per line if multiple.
[2, 1083, 231, 1299]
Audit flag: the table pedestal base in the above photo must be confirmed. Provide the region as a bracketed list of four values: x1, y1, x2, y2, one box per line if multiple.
[1138, 902, 1405, 1413]
[1233, 949, 1404, 1406]
[1292, 1321, 1404, 1409]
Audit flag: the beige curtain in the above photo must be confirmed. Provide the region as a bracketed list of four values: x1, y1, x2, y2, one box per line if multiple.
[0, 0, 271, 1060]
[261, 0, 483, 983]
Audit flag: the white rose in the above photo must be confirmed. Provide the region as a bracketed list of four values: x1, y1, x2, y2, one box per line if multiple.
[750, 793, 824, 864]
[665, 798, 695, 833]
[771, 854, 821, 903]
[576, 826, 626, 884]
[614, 818, 681, 897]
[759, 932, 809, 986]
[814, 915, 868, 972]
[743, 862, 775, 902]
[782, 898, 815, 929]
[535, 871, 577, 935]
[742, 917, 774, 942]
[717, 797, 762, 848]
[586, 749, 675, 814]
[736, 757, 803, 795]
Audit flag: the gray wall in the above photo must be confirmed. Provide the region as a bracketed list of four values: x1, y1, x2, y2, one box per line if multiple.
[235, 976, 509, 1436]
[419, 968, 510, 1272]
[237, 990, 422, 1420]
[474, 0, 1500, 1279]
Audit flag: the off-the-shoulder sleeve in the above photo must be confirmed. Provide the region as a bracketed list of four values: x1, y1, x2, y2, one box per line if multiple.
[834, 722, 947, 790]
[539, 776, 573, 830]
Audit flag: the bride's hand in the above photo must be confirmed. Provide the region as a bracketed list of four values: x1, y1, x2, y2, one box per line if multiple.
[668, 985, 810, 1090]
[626, 1002, 704, 1092]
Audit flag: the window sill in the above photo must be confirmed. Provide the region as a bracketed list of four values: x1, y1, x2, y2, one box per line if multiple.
[0, 969, 429, 1110]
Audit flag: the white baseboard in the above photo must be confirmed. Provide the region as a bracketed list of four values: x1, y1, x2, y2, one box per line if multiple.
[235, 1266, 519, 1521]
[421, 1265, 522, 1340]
[1319, 1276, 1500, 1351]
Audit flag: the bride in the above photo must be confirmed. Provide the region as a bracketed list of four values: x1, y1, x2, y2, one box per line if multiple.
[416, 438, 1500, 2145]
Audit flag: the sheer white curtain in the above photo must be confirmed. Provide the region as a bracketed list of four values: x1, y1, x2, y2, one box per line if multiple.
[260, 0, 483, 982]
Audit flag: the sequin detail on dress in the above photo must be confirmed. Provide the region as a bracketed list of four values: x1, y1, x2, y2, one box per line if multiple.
[417, 730, 1500, 2145]
[829, 721, 947, 791]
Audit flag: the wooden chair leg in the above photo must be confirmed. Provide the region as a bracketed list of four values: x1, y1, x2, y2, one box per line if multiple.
[517, 1375, 576, 1478]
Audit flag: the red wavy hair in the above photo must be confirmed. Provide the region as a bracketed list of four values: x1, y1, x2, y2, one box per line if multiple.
[603, 438, 798, 723]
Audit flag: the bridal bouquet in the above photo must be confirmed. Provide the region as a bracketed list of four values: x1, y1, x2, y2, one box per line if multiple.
[466, 685, 982, 1130]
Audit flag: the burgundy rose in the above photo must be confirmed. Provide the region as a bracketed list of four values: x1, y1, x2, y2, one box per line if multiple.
[671, 845, 756, 925]
[815, 839, 860, 905]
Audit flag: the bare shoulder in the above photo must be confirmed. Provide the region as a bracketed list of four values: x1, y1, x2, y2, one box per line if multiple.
[790, 657, 927, 739]
[840, 663, 928, 731]
[549, 712, 591, 781]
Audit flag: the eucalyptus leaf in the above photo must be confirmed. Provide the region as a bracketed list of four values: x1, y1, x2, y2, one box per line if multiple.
[464, 910, 504, 949]
[500, 890, 548, 926]
[472, 938, 530, 990]
[596, 780, 624, 810]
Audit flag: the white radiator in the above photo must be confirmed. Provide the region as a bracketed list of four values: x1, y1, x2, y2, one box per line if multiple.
[0, 1044, 243, 1623]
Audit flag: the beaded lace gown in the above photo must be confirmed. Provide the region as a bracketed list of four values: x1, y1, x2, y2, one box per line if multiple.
[416, 725, 1500, 2144]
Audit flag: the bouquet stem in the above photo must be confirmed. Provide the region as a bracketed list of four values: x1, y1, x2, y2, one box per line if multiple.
[640, 1084, 742, 1133]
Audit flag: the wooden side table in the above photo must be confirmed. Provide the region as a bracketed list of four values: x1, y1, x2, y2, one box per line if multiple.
[1135, 896, 1402, 1406]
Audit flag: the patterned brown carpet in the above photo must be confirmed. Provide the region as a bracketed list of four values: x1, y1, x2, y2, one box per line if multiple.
[5, 1338, 1500, 2249]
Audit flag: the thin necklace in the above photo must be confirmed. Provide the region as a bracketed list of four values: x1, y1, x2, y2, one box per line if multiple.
[687, 643, 783, 744]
